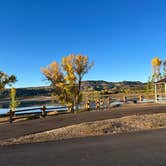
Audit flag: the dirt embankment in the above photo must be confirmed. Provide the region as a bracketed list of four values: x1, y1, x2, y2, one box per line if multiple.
[1, 113, 166, 146]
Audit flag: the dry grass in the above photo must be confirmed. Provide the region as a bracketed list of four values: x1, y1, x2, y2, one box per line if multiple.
[1, 113, 166, 146]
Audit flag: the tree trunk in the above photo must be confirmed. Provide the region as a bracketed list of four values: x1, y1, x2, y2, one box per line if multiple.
[76, 78, 81, 111]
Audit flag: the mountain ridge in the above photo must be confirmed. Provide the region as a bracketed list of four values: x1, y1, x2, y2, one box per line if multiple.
[0, 80, 146, 99]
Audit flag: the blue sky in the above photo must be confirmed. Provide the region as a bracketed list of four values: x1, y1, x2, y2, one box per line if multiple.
[1, 0, 166, 87]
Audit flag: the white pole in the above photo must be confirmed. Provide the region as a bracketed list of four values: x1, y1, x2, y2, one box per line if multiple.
[155, 83, 157, 103]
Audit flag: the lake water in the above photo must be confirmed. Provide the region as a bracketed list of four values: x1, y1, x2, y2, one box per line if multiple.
[0, 99, 155, 115]
[0, 105, 68, 115]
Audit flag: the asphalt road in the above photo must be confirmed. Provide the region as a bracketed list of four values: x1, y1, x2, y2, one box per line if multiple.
[0, 103, 166, 140]
[0, 128, 166, 166]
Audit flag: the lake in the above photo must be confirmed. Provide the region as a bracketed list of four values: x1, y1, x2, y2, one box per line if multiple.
[0, 105, 68, 115]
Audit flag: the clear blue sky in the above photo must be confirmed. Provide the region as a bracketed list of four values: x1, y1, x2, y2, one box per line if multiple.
[1, 0, 166, 88]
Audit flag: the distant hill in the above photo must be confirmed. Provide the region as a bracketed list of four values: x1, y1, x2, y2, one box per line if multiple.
[0, 86, 53, 99]
[0, 80, 146, 99]
[81, 80, 145, 91]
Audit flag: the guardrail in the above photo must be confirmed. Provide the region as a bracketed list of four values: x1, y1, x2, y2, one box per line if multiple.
[6, 105, 68, 123]
[0, 95, 147, 124]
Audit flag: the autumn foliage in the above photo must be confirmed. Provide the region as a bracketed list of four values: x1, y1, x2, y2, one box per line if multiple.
[41, 54, 93, 112]
[0, 71, 16, 91]
[10, 88, 20, 111]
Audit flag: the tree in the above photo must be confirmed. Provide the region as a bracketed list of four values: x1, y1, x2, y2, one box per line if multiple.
[0, 71, 16, 91]
[151, 57, 162, 82]
[62, 55, 77, 109]
[41, 62, 68, 104]
[10, 88, 20, 112]
[41, 54, 93, 112]
[146, 76, 154, 93]
[74, 55, 94, 109]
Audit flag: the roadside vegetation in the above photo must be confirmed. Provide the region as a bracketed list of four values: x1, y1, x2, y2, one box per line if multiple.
[9, 88, 20, 112]
[0, 71, 16, 91]
[41, 54, 93, 112]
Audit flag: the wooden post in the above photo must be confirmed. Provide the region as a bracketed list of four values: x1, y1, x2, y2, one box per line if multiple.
[100, 99, 104, 109]
[9, 109, 13, 123]
[67, 104, 72, 112]
[139, 95, 143, 102]
[107, 97, 110, 109]
[41, 105, 46, 117]
[123, 96, 127, 103]
[86, 100, 90, 111]
[96, 99, 100, 111]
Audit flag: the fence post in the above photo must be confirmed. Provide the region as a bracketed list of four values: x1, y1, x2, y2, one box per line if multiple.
[85, 100, 90, 111]
[41, 105, 47, 117]
[100, 99, 104, 109]
[107, 97, 111, 109]
[9, 109, 13, 123]
[139, 95, 143, 102]
[123, 96, 127, 103]
[67, 104, 73, 112]
[96, 99, 100, 111]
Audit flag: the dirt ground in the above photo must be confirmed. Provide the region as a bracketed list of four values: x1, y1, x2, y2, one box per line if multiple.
[0, 103, 166, 141]
[1, 113, 166, 146]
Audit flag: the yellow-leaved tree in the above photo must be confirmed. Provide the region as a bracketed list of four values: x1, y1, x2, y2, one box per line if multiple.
[10, 88, 20, 112]
[0, 71, 16, 91]
[41, 54, 93, 112]
[74, 55, 94, 110]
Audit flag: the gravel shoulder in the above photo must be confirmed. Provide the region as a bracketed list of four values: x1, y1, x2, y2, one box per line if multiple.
[0, 103, 166, 142]
[1, 113, 166, 146]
